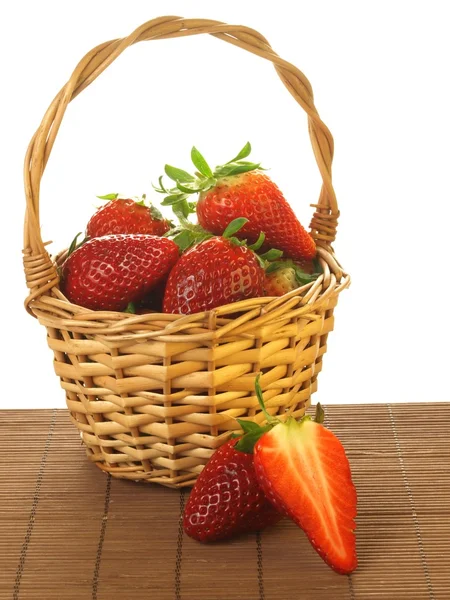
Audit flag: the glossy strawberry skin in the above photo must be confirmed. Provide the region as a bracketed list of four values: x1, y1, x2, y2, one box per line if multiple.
[254, 419, 357, 574]
[196, 171, 316, 261]
[61, 234, 179, 312]
[184, 439, 282, 543]
[163, 237, 265, 315]
[87, 199, 170, 238]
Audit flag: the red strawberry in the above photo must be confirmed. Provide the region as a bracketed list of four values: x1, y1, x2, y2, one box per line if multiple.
[295, 257, 317, 275]
[254, 416, 358, 574]
[264, 259, 321, 296]
[87, 194, 170, 238]
[163, 219, 265, 315]
[183, 438, 282, 543]
[61, 234, 179, 312]
[138, 277, 168, 312]
[157, 143, 316, 261]
[264, 266, 298, 296]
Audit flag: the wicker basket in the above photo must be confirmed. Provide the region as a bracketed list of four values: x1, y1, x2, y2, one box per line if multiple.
[23, 16, 350, 488]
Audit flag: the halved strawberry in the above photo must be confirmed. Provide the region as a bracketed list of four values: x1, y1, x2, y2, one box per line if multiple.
[254, 418, 357, 574]
[234, 377, 358, 574]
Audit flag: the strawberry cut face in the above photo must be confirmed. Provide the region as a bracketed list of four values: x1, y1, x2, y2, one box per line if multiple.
[254, 418, 358, 574]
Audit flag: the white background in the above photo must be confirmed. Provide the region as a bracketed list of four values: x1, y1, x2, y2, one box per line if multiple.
[1, 0, 449, 408]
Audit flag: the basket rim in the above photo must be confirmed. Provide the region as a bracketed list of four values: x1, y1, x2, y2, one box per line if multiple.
[28, 245, 350, 344]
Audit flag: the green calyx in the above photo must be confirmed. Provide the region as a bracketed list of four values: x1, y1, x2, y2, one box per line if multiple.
[153, 142, 261, 217]
[164, 217, 248, 252]
[163, 220, 212, 252]
[124, 302, 136, 314]
[234, 374, 324, 453]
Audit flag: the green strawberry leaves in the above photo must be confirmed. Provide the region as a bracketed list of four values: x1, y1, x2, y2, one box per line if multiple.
[234, 422, 273, 453]
[234, 375, 326, 453]
[235, 375, 278, 453]
[164, 219, 212, 252]
[223, 217, 248, 239]
[154, 143, 261, 209]
[225, 141, 252, 164]
[149, 203, 164, 221]
[164, 165, 195, 183]
[214, 161, 261, 178]
[67, 232, 89, 259]
[124, 302, 136, 314]
[265, 259, 323, 285]
[260, 249, 284, 262]
[176, 181, 209, 194]
[248, 232, 265, 251]
[161, 193, 189, 206]
[215, 142, 260, 177]
[191, 147, 214, 179]
[97, 193, 118, 200]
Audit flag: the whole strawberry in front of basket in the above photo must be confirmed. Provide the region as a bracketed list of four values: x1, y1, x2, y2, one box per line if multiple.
[184, 436, 283, 542]
[61, 234, 179, 312]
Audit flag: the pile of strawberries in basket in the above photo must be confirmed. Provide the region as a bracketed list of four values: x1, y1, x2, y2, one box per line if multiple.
[59, 143, 322, 315]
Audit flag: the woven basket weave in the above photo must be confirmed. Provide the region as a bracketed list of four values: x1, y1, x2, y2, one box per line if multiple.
[23, 16, 350, 488]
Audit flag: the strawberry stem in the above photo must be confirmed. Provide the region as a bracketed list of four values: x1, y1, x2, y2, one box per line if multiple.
[255, 374, 278, 424]
[124, 302, 136, 314]
[314, 403, 325, 424]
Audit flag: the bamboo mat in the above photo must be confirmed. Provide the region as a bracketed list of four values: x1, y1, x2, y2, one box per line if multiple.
[1, 404, 449, 600]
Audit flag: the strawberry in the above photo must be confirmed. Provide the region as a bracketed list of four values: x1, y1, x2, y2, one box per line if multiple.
[86, 194, 170, 238]
[263, 259, 321, 296]
[61, 234, 179, 312]
[138, 277, 168, 313]
[155, 143, 316, 261]
[183, 437, 283, 543]
[245, 379, 357, 575]
[163, 218, 265, 315]
[264, 266, 298, 296]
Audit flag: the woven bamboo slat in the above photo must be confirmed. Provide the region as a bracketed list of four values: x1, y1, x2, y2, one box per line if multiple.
[22, 16, 350, 488]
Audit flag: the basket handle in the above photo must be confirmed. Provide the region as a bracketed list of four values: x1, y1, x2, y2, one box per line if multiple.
[23, 16, 339, 312]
